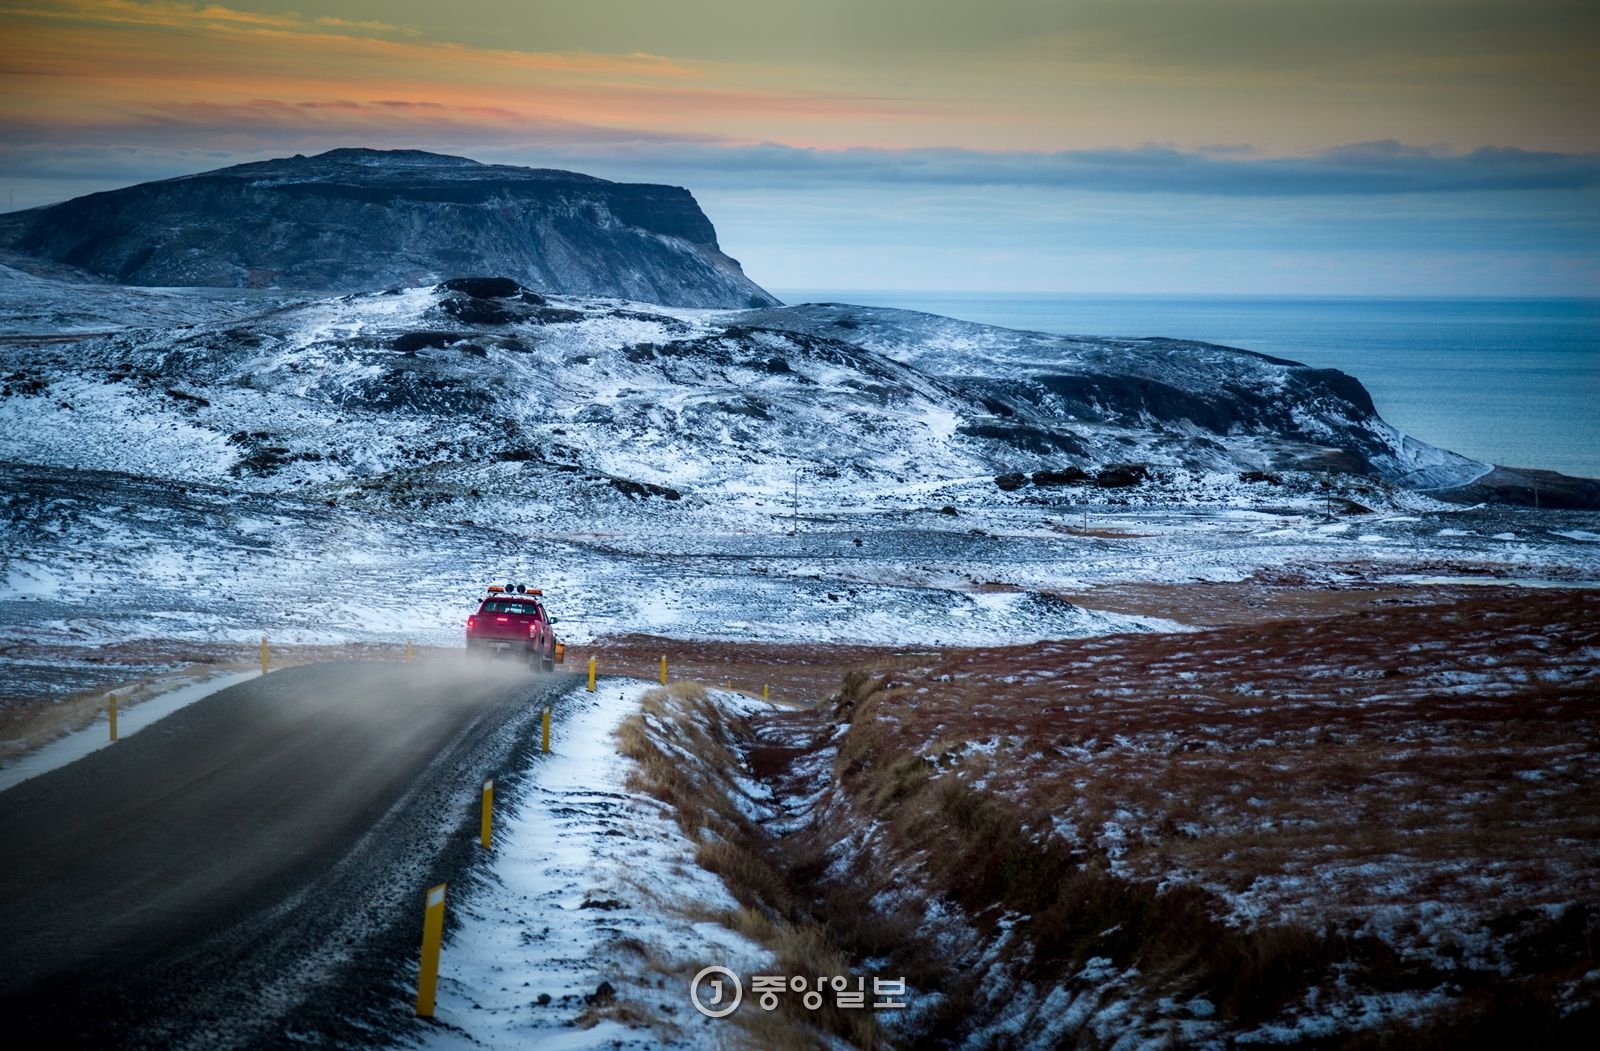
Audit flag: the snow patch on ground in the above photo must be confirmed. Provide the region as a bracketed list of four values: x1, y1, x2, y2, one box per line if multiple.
[418, 681, 769, 1050]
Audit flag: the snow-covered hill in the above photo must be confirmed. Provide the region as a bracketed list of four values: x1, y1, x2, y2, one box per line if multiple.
[0, 268, 1496, 518]
[2, 267, 1597, 684]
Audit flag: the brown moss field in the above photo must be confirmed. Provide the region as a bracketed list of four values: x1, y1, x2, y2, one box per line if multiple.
[850, 587, 1599, 917]
[616, 583, 1599, 1046]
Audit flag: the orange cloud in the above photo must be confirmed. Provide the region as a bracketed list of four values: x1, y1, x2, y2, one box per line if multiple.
[0, 0, 937, 151]
[3, 0, 421, 38]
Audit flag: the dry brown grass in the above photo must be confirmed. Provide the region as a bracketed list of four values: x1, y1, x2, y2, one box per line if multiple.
[851, 588, 1599, 932]
[784, 585, 1599, 1044]
[617, 681, 890, 1049]
[576, 636, 937, 709]
[1047, 577, 1511, 627]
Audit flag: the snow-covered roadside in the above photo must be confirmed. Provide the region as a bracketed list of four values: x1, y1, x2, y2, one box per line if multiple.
[417, 681, 769, 1050]
[0, 668, 259, 794]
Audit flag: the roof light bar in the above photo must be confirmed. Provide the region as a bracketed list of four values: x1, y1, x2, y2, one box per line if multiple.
[484, 583, 543, 596]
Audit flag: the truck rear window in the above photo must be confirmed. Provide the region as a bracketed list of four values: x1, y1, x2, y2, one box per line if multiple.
[481, 600, 541, 615]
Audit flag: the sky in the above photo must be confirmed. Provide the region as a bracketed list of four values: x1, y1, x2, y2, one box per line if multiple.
[2, 0, 1598, 295]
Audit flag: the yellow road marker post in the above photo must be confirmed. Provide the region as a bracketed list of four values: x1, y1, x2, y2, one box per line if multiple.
[406, 639, 414, 663]
[762, 683, 769, 701]
[587, 656, 597, 693]
[479, 779, 494, 849]
[260, 636, 268, 676]
[542, 708, 551, 754]
[416, 883, 447, 1017]
[659, 655, 668, 685]
[108, 693, 118, 742]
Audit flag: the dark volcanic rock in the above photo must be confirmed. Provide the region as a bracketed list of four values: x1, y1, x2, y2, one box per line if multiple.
[437, 276, 523, 299]
[1094, 463, 1151, 488]
[1032, 467, 1091, 487]
[960, 419, 1086, 456]
[391, 331, 472, 353]
[994, 472, 1028, 491]
[440, 297, 516, 325]
[609, 477, 682, 501]
[0, 148, 779, 308]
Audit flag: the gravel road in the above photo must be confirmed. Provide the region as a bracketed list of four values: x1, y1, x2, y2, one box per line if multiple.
[0, 657, 576, 1048]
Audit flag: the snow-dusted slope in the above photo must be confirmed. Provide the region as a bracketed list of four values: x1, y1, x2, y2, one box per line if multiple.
[0, 272, 1493, 522]
[4, 271, 1597, 677]
[744, 302, 1494, 490]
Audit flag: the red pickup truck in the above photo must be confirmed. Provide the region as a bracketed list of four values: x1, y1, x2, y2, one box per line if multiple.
[465, 584, 562, 671]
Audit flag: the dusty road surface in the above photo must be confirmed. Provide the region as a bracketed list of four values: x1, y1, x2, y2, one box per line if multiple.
[0, 657, 575, 1049]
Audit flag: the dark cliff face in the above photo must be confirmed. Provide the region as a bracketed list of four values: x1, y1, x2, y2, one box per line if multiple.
[0, 148, 779, 309]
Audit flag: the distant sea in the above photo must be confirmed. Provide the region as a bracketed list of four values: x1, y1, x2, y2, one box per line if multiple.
[773, 291, 1600, 480]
